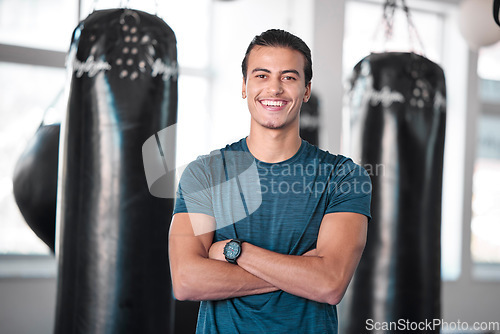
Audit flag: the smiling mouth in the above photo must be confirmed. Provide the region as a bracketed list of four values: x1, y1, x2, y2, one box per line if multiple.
[260, 100, 287, 108]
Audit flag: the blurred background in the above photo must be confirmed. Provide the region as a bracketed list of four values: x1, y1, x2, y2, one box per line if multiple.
[0, 0, 499, 333]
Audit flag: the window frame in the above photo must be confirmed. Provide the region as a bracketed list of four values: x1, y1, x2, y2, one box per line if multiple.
[0, 0, 213, 278]
[0, 44, 66, 278]
[470, 83, 500, 281]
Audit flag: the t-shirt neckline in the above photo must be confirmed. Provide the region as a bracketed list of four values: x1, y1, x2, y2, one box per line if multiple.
[241, 137, 306, 166]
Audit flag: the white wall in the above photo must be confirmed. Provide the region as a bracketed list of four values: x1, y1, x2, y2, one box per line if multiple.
[0, 278, 56, 334]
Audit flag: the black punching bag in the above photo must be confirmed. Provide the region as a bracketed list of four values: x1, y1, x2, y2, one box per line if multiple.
[300, 93, 320, 146]
[495, 0, 500, 27]
[55, 9, 177, 333]
[13, 121, 60, 253]
[342, 52, 446, 333]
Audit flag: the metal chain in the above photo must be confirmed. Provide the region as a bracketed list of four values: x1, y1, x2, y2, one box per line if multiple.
[383, 0, 397, 42]
[92, 0, 160, 16]
[372, 0, 426, 56]
[401, 0, 426, 55]
[119, 0, 131, 8]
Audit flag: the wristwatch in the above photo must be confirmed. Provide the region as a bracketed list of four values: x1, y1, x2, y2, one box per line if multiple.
[223, 239, 243, 264]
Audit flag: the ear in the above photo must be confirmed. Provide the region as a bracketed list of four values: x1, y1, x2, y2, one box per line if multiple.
[303, 82, 312, 102]
[242, 77, 247, 99]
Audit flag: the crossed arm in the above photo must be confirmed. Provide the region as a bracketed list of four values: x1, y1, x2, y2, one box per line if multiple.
[168, 211, 367, 305]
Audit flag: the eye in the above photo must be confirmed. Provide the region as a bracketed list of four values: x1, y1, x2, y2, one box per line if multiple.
[256, 74, 267, 79]
[283, 76, 297, 81]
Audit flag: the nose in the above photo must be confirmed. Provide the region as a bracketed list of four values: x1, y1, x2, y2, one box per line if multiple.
[268, 78, 283, 96]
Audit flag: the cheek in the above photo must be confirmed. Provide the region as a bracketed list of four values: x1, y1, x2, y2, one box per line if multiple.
[248, 86, 263, 100]
[292, 87, 307, 101]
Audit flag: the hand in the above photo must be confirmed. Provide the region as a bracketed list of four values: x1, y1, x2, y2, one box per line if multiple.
[208, 239, 231, 261]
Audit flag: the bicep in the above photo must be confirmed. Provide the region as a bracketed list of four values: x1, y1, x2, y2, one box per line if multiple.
[316, 212, 368, 271]
[169, 213, 216, 260]
[168, 213, 220, 300]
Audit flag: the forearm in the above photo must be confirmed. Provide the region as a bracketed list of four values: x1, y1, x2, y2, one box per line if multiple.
[171, 254, 278, 301]
[208, 240, 340, 304]
[237, 243, 345, 305]
[169, 213, 279, 301]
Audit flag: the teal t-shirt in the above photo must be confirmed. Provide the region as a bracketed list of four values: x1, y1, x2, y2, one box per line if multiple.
[173, 138, 371, 334]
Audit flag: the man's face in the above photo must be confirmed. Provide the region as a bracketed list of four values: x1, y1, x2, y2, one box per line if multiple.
[242, 46, 311, 131]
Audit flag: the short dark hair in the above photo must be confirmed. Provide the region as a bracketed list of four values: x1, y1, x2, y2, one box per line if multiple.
[241, 29, 313, 86]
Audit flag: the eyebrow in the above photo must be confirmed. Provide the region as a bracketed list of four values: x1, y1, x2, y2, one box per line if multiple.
[251, 68, 301, 77]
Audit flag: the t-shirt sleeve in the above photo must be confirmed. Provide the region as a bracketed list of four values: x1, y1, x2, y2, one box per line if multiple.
[325, 158, 372, 220]
[173, 158, 214, 217]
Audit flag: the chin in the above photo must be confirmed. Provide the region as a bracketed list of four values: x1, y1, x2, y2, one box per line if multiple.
[262, 121, 286, 129]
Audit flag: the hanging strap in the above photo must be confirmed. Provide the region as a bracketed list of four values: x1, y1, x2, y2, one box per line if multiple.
[91, 0, 160, 16]
[41, 89, 64, 126]
[401, 0, 426, 55]
[120, 0, 131, 8]
[92, 0, 160, 16]
[372, 0, 426, 55]
[494, 0, 500, 27]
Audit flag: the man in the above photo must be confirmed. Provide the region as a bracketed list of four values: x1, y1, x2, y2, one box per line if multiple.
[169, 29, 371, 333]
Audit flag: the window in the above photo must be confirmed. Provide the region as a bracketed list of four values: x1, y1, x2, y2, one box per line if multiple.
[0, 1, 75, 278]
[0, 64, 66, 256]
[343, 0, 443, 77]
[0, 0, 77, 51]
[0, 0, 76, 260]
[471, 110, 500, 265]
[471, 42, 500, 279]
[1, 0, 215, 259]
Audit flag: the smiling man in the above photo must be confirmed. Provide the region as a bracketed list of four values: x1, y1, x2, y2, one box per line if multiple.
[169, 29, 372, 333]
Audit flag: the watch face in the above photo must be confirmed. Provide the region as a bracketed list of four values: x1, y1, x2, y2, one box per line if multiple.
[224, 241, 241, 259]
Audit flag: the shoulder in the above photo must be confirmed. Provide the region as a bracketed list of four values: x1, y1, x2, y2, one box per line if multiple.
[300, 140, 354, 167]
[301, 140, 369, 178]
[334, 156, 369, 178]
[180, 138, 247, 181]
[220, 138, 246, 153]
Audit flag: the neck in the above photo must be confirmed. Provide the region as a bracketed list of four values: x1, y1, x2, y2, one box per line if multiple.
[246, 123, 302, 163]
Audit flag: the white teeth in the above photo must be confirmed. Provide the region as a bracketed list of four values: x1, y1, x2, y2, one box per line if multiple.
[262, 100, 284, 107]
